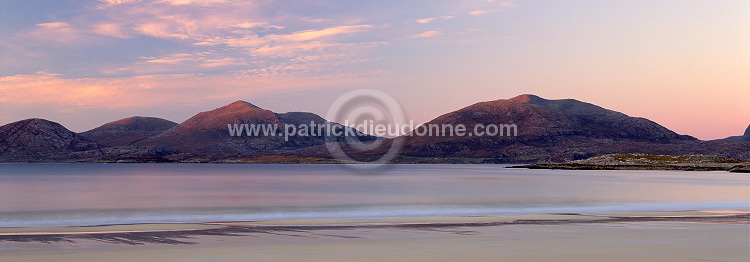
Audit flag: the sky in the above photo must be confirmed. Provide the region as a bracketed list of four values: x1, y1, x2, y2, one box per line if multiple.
[0, 0, 748, 140]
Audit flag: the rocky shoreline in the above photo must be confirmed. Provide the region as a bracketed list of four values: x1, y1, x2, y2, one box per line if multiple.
[510, 153, 750, 173]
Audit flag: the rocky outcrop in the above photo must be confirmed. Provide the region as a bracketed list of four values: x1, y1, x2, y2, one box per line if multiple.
[512, 153, 750, 172]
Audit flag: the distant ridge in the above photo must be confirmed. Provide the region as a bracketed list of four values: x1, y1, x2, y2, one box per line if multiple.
[717, 124, 750, 141]
[92, 116, 178, 131]
[81, 116, 177, 146]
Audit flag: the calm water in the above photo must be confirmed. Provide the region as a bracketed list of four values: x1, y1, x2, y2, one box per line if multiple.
[0, 164, 748, 227]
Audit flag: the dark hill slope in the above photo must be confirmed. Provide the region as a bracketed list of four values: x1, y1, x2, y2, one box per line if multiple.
[0, 118, 100, 161]
[80, 116, 177, 146]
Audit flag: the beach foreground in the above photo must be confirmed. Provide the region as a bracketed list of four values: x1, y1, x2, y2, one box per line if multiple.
[1, 211, 748, 262]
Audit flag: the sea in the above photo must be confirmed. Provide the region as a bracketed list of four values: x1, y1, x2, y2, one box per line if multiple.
[0, 164, 748, 227]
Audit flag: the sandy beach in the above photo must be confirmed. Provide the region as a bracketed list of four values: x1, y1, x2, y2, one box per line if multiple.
[1, 211, 747, 262]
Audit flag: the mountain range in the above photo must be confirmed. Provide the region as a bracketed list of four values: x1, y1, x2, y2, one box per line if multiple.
[1, 94, 747, 163]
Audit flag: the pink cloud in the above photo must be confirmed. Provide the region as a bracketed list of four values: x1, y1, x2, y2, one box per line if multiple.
[233, 22, 283, 30]
[100, 0, 237, 7]
[280, 25, 374, 41]
[23, 22, 96, 45]
[499, 1, 521, 7]
[409, 30, 444, 38]
[141, 52, 248, 68]
[156, 0, 236, 6]
[2, 0, 389, 111]
[413, 16, 454, 24]
[0, 71, 379, 109]
[9, 0, 380, 74]
[469, 10, 498, 16]
[93, 23, 132, 38]
[97, 0, 143, 8]
[36, 22, 70, 28]
[483, 0, 521, 7]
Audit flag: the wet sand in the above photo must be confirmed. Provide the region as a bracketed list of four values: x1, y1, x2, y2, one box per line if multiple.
[0, 223, 220, 236]
[1, 211, 748, 262]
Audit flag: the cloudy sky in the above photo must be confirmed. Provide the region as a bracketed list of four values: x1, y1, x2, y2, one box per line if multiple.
[1, 0, 748, 139]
